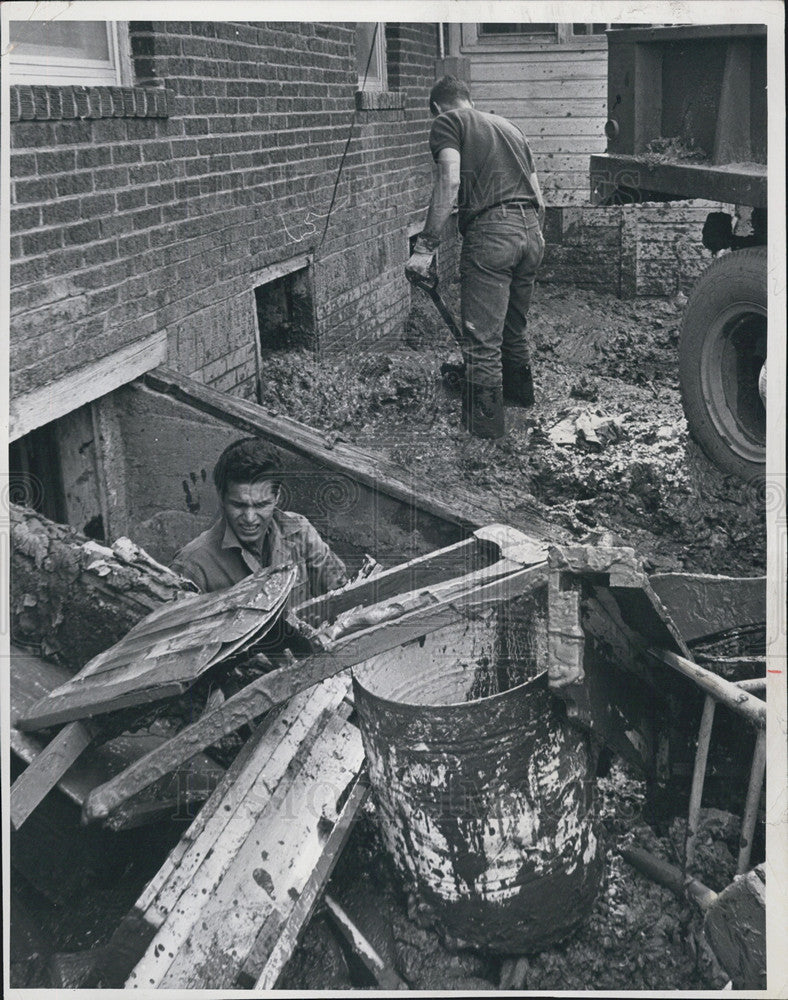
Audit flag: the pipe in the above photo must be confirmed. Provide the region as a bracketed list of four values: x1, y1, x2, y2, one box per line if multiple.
[437, 23, 445, 59]
[621, 845, 718, 910]
[647, 648, 766, 728]
[685, 695, 716, 870]
[737, 728, 766, 874]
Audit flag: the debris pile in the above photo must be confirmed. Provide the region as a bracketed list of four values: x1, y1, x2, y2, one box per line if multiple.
[257, 283, 765, 576]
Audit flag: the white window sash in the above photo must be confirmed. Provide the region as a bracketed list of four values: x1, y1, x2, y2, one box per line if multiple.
[6, 21, 128, 87]
[358, 23, 387, 92]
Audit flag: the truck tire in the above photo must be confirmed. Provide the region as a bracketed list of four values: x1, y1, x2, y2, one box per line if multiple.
[679, 248, 767, 480]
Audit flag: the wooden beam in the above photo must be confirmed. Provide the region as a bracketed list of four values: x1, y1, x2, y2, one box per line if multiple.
[10, 721, 92, 830]
[142, 367, 566, 543]
[10, 331, 168, 441]
[249, 776, 370, 989]
[321, 892, 406, 991]
[126, 683, 364, 989]
[647, 648, 766, 728]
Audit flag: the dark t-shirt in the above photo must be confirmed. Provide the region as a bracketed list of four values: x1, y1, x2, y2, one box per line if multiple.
[429, 107, 539, 234]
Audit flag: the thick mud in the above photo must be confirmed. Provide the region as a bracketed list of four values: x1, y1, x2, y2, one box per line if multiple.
[259, 281, 765, 577]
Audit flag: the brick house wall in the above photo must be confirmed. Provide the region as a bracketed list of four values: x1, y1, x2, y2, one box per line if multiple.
[9, 21, 443, 418]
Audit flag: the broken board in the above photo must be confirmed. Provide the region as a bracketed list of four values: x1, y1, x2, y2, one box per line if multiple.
[16, 564, 297, 729]
[9, 646, 224, 831]
[118, 672, 365, 990]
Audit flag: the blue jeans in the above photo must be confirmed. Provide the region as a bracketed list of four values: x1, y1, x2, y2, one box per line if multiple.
[459, 204, 544, 386]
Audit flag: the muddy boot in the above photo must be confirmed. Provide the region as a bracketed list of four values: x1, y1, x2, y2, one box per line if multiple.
[461, 380, 504, 438]
[502, 362, 534, 407]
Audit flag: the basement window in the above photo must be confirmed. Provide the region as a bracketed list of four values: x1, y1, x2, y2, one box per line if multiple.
[254, 265, 315, 353]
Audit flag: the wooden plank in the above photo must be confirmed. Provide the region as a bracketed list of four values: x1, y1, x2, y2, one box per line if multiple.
[469, 94, 607, 117]
[649, 573, 766, 643]
[250, 775, 369, 989]
[293, 535, 482, 628]
[321, 892, 405, 990]
[9, 646, 224, 828]
[17, 566, 296, 730]
[471, 58, 607, 82]
[158, 713, 363, 989]
[127, 694, 363, 989]
[10, 721, 92, 830]
[82, 561, 548, 823]
[475, 79, 606, 101]
[143, 677, 351, 927]
[141, 369, 567, 544]
[589, 153, 767, 207]
[9, 331, 168, 441]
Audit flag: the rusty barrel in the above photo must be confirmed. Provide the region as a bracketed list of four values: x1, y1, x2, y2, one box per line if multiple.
[352, 609, 603, 953]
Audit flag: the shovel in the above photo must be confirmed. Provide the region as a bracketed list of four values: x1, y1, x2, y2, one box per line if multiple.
[406, 261, 465, 392]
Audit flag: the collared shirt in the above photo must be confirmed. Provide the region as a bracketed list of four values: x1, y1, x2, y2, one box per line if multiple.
[171, 509, 348, 605]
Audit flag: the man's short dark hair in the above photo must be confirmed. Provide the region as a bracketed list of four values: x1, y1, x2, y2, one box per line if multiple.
[430, 75, 471, 110]
[213, 437, 283, 496]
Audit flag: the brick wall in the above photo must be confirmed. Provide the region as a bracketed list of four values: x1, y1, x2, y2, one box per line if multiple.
[540, 201, 731, 297]
[9, 21, 443, 406]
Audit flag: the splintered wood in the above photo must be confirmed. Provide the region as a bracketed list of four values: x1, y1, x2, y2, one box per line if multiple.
[124, 673, 364, 990]
[16, 564, 297, 730]
[9, 646, 224, 831]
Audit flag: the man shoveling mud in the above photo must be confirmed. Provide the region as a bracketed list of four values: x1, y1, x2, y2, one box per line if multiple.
[405, 75, 546, 439]
[172, 437, 347, 602]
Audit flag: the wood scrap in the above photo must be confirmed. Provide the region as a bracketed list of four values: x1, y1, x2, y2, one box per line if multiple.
[123, 673, 364, 990]
[16, 564, 297, 731]
[9, 645, 224, 831]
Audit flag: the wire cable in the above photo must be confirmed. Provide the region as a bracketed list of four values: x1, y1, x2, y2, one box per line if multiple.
[314, 23, 379, 258]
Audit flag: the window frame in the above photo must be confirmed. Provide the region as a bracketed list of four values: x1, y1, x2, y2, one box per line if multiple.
[5, 20, 132, 86]
[462, 23, 616, 50]
[356, 22, 387, 92]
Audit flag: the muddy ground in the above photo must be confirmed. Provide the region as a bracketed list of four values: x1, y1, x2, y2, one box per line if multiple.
[259, 280, 765, 577]
[10, 280, 763, 990]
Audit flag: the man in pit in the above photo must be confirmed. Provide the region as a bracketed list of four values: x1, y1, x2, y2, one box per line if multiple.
[172, 436, 348, 603]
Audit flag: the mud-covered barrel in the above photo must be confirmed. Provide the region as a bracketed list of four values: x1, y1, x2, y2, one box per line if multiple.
[352, 599, 603, 953]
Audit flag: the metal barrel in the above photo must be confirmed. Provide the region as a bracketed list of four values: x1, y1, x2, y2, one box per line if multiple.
[352, 606, 603, 953]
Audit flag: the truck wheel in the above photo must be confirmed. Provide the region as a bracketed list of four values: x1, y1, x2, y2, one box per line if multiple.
[679, 248, 767, 480]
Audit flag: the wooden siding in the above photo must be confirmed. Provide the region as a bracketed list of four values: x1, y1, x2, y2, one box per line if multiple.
[464, 40, 608, 205]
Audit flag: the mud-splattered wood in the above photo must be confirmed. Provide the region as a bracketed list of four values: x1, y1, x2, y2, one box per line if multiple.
[250, 775, 369, 989]
[10, 720, 92, 830]
[126, 681, 364, 989]
[141, 677, 352, 929]
[9, 646, 224, 831]
[16, 565, 296, 731]
[321, 892, 406, 991]
[650, 572, 766, 643]
[83, 561, 548, 823]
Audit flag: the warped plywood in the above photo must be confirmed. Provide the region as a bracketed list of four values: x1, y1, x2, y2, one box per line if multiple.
[17, 564, 297, 730]
[124, 673, 364, 990]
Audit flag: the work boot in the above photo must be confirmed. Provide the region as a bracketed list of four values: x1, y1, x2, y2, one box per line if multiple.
[502, 362, 535, 407]
[461, 380, 505, 439]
